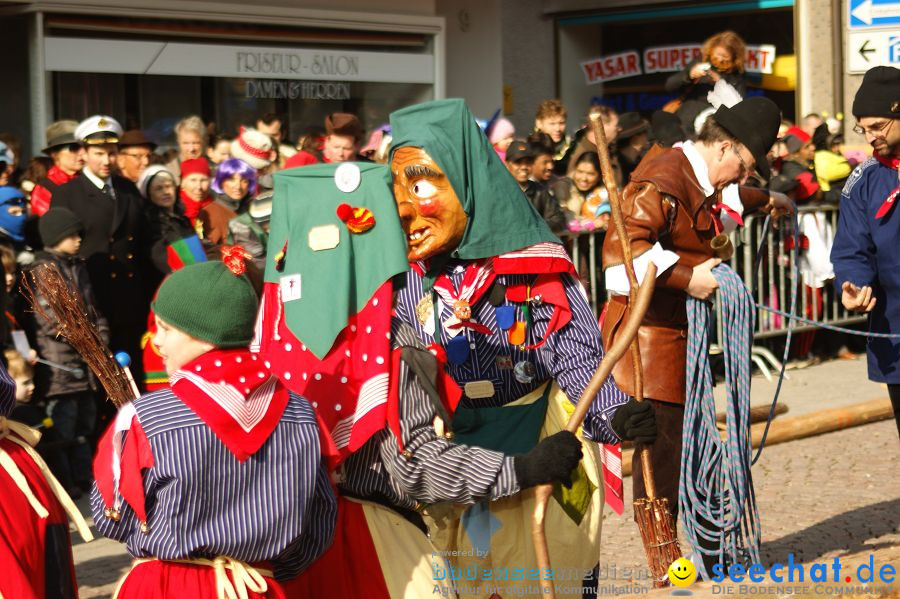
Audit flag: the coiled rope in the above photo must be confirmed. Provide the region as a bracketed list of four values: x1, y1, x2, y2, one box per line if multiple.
[682, 263, 761, 580]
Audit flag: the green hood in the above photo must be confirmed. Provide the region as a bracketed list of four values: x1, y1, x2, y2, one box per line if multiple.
[265, 162, 409, 358]
[389, 98, 559, 264]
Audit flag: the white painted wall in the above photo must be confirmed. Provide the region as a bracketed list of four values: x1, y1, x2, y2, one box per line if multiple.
[436, 0, 504, 120]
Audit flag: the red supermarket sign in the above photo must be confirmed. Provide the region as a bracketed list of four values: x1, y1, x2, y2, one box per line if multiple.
[642, 43, 777, 75]
[580, 51, 642, 84]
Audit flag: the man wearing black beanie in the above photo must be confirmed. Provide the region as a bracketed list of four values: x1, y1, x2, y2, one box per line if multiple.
[831, 65, 900, 437]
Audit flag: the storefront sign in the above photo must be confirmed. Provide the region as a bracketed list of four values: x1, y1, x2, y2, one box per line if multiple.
[245, 80, 351, 100]
[640, 43, 777, 75]
[580, 51, 642, 84]
[643, 45, 703, 74]
[45, 37, 434, 84]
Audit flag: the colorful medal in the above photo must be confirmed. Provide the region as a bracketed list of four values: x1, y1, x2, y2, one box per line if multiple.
[508, 321, 526, 346]
[446, 336, 471, 365]
[495, 305, 516, 330]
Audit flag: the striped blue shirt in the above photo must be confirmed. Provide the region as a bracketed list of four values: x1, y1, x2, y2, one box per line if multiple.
[339, 320, 520, 511]
[0, 363, 14, 417]
[394, 266, 627, 443]
[89, 389, 336, 581]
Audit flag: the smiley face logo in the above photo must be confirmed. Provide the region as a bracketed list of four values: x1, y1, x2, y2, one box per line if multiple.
[668, 557, 697, 587]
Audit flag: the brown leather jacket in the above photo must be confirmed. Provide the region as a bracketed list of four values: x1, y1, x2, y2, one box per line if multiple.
[601, 145, 768, 404]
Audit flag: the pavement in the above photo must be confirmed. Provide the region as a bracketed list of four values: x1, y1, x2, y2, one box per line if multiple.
[70, 355, 899, 598]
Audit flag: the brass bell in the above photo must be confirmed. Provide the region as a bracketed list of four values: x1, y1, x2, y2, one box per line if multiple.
[401, 448, 415, 460]
[139, 521, 151, 534]
[710, 234, 734, 261]
[104, 507, 121, 522]
[444, 431, 455, 440]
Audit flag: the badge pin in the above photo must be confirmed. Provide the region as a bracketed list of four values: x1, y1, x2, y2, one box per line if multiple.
[513, 360, 537, 384]
[334, 163, 361, 193]
[453, 299, 472, 321]
[495, 354, 513, 370]
[280, 274, 302, 302]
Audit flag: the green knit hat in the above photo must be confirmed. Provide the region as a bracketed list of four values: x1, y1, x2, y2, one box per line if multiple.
[152, 258, 259, 348]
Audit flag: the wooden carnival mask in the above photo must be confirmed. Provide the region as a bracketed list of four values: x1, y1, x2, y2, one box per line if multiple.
[390, 146, 468, 262]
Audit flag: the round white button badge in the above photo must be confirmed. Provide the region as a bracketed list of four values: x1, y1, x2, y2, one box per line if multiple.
[334, 163, 361, 193]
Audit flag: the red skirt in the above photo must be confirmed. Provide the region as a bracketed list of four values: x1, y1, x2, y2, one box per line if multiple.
[0, 436, 77, 599]
[117, 559, 286, 599]
[281, 496, 391, 599]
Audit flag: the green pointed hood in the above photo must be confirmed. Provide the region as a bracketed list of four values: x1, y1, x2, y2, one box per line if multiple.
[265, 162, 409, 358]
[389, 98, 559, 262]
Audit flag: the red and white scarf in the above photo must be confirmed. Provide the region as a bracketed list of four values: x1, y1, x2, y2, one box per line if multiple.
[874, 154, 900, 220]
[170, 348, 289, 462]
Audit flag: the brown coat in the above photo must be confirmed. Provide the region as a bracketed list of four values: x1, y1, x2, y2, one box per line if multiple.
[601, 145, 768, 404]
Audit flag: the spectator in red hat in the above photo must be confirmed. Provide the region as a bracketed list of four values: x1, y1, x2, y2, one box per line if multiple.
[178, 158, 212, 226]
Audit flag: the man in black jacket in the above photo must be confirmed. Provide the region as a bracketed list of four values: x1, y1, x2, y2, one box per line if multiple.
[51, 116, 150, 403]
[504, 140, 567, 235]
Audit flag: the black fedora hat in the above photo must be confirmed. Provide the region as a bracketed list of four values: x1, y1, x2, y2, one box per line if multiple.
[712, 97, 781, 180]
[618, 112, 649, 139]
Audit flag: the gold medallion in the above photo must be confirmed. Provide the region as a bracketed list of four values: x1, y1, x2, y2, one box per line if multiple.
[415, 295, 433, 325]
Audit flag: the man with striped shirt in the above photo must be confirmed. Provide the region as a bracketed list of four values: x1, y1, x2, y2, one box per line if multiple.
[91, 249, 336, 599]
[386, 99, 657, 598]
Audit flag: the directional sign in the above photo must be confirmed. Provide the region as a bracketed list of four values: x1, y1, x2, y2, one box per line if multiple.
[848, 30, 900, 72]
[850, 0, 900, 28]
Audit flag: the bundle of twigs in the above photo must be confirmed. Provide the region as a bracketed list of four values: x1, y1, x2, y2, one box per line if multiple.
[22, 263, 136, 407]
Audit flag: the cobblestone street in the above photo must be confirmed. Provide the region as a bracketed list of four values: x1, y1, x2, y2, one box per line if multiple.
[73, 358, 900, 597]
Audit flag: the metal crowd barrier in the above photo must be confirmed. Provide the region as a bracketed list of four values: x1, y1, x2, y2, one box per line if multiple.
[563, 204, 867, 379]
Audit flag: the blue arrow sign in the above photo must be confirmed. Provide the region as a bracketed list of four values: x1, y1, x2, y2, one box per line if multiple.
[850, 0, 900, 28]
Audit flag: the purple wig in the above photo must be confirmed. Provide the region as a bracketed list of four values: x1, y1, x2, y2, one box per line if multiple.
[212, 158, 258, 197]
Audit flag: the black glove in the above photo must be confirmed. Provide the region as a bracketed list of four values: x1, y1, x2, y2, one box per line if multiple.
[610, 398, 657, 444]
[513, 431, 582, 489]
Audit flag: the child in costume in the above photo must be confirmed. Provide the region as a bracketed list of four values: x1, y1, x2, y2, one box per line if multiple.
[1, 353, 92, 599]
[253, 162, 584, 599]
[90, 249, 336, 598]
[385, 98, 656, 598]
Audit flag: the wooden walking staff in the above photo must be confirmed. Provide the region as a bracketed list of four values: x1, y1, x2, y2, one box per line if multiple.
[590, 112, 682, 587]
[530, 123, 660, 595]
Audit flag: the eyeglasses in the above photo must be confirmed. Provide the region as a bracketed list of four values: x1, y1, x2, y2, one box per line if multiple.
[853, 119, 894, 137]
[121, 152, 152, 161]
[731, 144, 751, 178]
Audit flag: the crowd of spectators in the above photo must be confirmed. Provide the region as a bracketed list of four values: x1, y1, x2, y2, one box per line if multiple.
[0, 30, 867, 493]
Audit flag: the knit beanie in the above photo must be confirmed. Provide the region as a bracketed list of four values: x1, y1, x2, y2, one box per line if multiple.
[152, 247, 259, 348]
[137, 164, 175, 199]
[39, 208, 83, 247]
[489, 117, 516, 145]
[231, 127, 274, 170]
[180, 157, 210, 179]
[852, 66, 900, 119]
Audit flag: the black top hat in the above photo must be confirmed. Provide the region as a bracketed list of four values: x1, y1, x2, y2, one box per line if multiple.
[505, 140, 534, 163]
[852, 66, 900, 119]
[650, 110, 685, 147]
[618, 112, 649, 139]
[713, 97, 781, 180]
